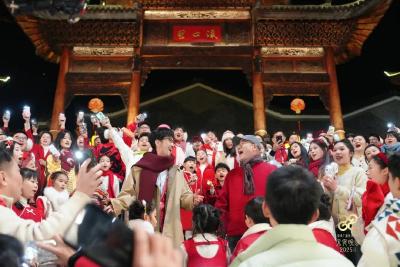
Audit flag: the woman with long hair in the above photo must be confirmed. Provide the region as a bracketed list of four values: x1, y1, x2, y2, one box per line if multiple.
[322, 139, 367, 264]
[308, 139, 330, 178]
[46, 131, 77, 193]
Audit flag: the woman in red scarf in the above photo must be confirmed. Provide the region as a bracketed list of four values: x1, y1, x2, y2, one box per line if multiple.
[362, 153, 390, 231]
[308, 139, 331, 179]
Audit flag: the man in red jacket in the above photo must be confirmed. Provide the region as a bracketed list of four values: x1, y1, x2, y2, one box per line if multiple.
[215, 135, 276, 251]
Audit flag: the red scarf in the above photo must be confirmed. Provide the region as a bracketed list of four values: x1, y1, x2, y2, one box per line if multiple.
[135, 152, 174, 203]
[60, 149, 75, 172]
[102, 170, 116, 198]
[274, 147, 288, 164]
[308, 158, 324, 178]
[0, 196, 6, 207]
[362, 180, 390, 232]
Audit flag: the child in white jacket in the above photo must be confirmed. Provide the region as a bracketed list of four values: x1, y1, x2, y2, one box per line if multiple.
[43, 171, 69, 212]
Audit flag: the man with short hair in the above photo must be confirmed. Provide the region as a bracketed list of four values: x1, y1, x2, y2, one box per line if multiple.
[368, 133, 382, 147]
[109, 124, 204, 247]
[230, 166, 354, 267]
[0, 147, 102, 242]
[215, 135, 276, 251]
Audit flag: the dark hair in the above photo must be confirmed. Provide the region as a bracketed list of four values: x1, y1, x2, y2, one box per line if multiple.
[346, 133, 356, 139]
[273, 131, 286, 138]
[265, 166, 322, 224]
[184, 156, 196, 164]
[54, 130, 75, 150]
[128, 200, 155, 220]
[1, 140, 20, 159]
[215, 162, 230, 172]
[39, 131, 53, 143]
[364, 144, 380, 160]
[174, 126, 185, 132]
[368, 133, 381, 141]
[12, 131, 27, 138]
[137, 121, 150, 129]
[192, 204, 221, 237]
[138, 132, 151, 141]
[0, 234, 24, 267]
[223, 139, 236, 158]
[386, 131, 400, 142]
[245, 197, 268, 224]
[0, 146, 13, 170]
[317, 193, 332, 221]
[49, 171, 68, 181]
[149, 127, 174, 152]
[308, 139, 331, 174]
[334, 139, 354, 154]
[388, 152, 400, 180]
[353, 134, 368, 143]
[20, 168, 38, 181]
[288, 142, 310, 168]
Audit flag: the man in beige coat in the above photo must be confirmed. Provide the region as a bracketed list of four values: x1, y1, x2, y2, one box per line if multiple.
[105, 123, 203, 247]
[0, 147, 103, 243]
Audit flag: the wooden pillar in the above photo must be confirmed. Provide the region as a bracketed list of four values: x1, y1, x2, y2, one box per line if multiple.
[325, 47, 345, 139]
[252, 49, 267, 136]
[127, 69, 141, 124]
[50, 47, 69, 131]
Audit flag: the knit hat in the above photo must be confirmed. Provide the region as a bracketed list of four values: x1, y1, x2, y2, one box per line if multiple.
[239, 135, 262, 149]
[221, 130, 234, 143]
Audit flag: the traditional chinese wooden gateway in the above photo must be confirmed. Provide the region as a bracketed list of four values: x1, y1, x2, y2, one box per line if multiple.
[13, 0, 391, 136]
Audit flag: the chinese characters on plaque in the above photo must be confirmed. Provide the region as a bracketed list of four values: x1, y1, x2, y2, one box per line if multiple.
[172, 26, 222, 43]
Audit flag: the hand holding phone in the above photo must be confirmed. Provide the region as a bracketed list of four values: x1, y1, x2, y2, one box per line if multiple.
[64, 204, 133, 267]
[49, 144, 60, 158]
[22, 106, 31, 120]
[3, 110, 10, 121]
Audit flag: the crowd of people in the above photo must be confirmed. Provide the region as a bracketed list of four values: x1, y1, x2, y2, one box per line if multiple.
[0, 107, 399, 267]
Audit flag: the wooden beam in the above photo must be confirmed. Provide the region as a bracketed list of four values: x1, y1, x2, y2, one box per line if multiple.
[325, 47, 345, 138]
[50, 47, 69, 131]
[127, 70, 141, 125]
[252, 49, 266, 136]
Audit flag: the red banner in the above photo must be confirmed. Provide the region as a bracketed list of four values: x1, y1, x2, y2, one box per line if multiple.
[172, 26, 222, 43]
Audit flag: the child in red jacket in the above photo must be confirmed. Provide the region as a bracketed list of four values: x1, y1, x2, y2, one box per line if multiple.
[231, 197, 271, 261]
[12, 168, 49, 222]
[181, 204, 229, 267]
[205, 163, 230, 206]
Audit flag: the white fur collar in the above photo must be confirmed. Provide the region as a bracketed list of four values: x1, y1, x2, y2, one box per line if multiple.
[241, 223, 271, 239]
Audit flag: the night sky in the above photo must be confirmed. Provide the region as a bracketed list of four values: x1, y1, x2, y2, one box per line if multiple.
[0, 1, 399, 131]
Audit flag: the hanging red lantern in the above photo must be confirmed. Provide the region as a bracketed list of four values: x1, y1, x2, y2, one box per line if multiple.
[290, 98, 305, 114]
[88, 98, 104, 113]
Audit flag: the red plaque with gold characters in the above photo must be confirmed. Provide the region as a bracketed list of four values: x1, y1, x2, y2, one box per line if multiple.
[172, 26, 222, 43]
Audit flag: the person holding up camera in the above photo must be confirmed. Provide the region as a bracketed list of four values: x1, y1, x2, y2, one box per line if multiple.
[269, 131, 288, 164]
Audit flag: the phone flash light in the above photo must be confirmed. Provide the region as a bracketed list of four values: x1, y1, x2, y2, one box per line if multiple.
[75, 151, 83, 160]
[387, 123, 393, 128]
